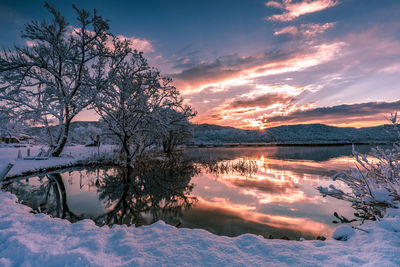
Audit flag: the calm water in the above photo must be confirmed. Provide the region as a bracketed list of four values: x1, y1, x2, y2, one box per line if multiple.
[2, 145, 373, 239]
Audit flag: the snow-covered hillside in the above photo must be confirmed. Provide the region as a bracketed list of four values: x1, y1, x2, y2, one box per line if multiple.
[193, 123, 399, 145]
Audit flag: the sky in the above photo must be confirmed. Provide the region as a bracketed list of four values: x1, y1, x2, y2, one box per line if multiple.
[1, 0, 400, 129]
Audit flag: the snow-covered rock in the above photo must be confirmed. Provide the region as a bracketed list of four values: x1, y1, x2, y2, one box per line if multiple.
[332, 225, 355, 241]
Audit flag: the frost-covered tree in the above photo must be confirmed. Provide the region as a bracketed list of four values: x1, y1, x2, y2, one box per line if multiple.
[0, 108, 28, 142]
[70, 126, 102, 145]
[318, 114, 400, 221]
[157, 107, 196, 153]
[94, 49, 192, 167]
[0, 3, 110, 156]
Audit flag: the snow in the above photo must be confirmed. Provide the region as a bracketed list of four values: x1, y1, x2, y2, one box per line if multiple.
[332, 225, 355, 241]
[0, 145, 115, 178]
[1, 146, 400, 266]
[0, 190, 399, 265]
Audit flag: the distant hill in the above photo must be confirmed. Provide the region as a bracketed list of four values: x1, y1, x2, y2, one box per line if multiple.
[193, 123, 399, 145]
[25, 122, 399, 145]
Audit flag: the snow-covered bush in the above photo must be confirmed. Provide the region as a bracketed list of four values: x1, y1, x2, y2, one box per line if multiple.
[318, 115, 400, 221]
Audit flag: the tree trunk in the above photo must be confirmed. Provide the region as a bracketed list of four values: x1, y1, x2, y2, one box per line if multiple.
[51, 119, 71, 157]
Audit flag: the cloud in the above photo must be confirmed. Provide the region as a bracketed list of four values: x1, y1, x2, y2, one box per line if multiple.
[114, 35, 154, 53]
[274, 23, 336, 38]
[301, 22, 336, 37]
[71, 27, 154, 53]
[198, 86, 306, 128]
[266, 0, 339, 22]
[261, 100, 400, 125]
[265, 1, 283, 9]
[231, 93, 294, 108]
[274, 26, 299, 36]
[173, 42, 344, 95]
[25, 41, 36, 47]
[181, 25, 400, 129]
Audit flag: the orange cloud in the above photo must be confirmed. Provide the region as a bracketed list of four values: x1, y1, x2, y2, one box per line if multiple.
[266, 0, 339, 22]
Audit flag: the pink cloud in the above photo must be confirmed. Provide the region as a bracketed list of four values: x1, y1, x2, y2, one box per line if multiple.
[301, 22, 336, 37]
[25, 41, 36, 47]
[266, 0, 339, 22]
[265, 1, 282, 8]
[275, 23, 336, 37]
[274, 26, 299, 36]
[71, 27, 154, 53]
[115, 35, 154, 53]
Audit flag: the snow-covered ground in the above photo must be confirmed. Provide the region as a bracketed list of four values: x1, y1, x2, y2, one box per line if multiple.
[0, 145, 400, 266]
[0, 145, 115, 178]
[0, 191, 399, 266]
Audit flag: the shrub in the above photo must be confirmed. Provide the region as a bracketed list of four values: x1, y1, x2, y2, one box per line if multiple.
[318, 114, 400, 221]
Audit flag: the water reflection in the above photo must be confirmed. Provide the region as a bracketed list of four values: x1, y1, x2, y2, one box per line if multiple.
[94, 155, 197, 226]
[2, 146, 364, 239]
[183, 147, 358, 239]
[3, 154, 197, 227]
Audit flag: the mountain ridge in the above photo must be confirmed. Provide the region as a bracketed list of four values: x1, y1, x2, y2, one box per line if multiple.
[26, 121, 399, 145]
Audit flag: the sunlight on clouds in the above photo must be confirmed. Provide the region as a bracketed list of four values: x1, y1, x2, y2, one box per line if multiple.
[274, 23, 336, 38]
[266, 0, 339, 22]
[71, 27, 154, 53]
[114, 35, 154, 53]
[241, 84, 305, 98]
[301, 22, 336, 38]
[25, 40, 36, 47]
[179, 42, 344, 96]
[274, 25, 299, 36]
[188, 42, 344, 128]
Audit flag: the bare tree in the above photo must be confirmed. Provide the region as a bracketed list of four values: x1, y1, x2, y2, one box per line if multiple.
[0, 3, 110, 156]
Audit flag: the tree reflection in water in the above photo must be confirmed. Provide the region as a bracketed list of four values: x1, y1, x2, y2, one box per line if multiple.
[3, 173, 82, 222]
[2, 153, 198, 227]
[94, 154, 197, 226]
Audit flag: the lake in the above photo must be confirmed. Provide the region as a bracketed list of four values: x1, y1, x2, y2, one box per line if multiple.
[2, 145, 373, 240]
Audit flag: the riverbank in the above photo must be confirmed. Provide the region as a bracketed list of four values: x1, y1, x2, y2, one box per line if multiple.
[0, 145, 116, 179]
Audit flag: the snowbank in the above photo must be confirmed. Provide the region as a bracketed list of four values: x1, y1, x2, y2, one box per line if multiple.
[0, 145, 115, 178]
[0, 190, 399, 266]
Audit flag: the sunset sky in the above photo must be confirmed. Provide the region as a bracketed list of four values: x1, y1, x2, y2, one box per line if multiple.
[1, 0, 400, 129]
